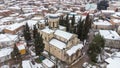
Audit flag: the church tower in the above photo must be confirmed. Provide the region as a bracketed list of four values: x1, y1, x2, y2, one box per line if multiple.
[48, 14, 59, 29]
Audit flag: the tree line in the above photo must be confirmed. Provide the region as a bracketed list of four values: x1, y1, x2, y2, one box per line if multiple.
[11, 23, 45, 63]
[59, 14, 92, 41]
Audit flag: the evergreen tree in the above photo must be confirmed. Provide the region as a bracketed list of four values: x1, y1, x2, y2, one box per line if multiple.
[87, 34, 105, 63]
[65, 14, 70, 32]
[40, 35, 44, 52]
[83, 14, 90, 40]
[73, 25, 77, 34]
[11, 44, 22, 63]
[71, 15, 75, 27]
[70, 15, 75, 33]
[66, 20, 70, 32]
[59, 16, 63, 26]
[97, 0, 109, 10]
[88, 18, 92, 29]
[23, 23, 31, 41]
[33, 25, 38, 39]
[77, 17, 84, 40]
[34, 32, 44, 57]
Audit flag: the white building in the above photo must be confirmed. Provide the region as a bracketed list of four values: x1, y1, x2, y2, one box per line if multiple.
[0, 34, 18, 48]
[99, 30, 120, 48]
[0, 47, 13, 62]
[42, 59, 55, 68]
[93, 20, 113, 30]
[22, 60, 43, 68]
[105, 52, 120, 68]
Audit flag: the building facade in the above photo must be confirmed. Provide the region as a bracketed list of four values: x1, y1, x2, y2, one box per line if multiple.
[40, 13, 84, 65]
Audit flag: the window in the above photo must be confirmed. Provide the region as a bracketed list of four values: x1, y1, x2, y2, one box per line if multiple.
[53, 22, 54, 27]
[76, 50, 79, 57]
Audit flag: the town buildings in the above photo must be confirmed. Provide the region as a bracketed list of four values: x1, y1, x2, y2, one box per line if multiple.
[0, 0, 120, 68]
[40, 14, 84, 65]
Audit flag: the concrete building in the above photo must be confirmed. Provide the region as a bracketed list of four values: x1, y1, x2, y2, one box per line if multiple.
[99, 30, 120, 48]
[40, 13, 84, 65]
[0, 34, 18, 48]
[3, 23, 24, 34]
[0, 47, 13, 63]
[92, 19, 113, 30]
[16, 41, 26, 55]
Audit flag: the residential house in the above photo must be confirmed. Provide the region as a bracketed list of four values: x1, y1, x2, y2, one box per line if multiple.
[16, 41, 26, 55]
[0, 47, 13, 62]
[111, 12, 120, 19]
[22, 60, 43, 68]
[105, 52, 120, 68]
[99, 30, 120, 48]
[101, 10, 115, 18]
[0, 34, 18, 48]
[42, 59, 55, 68]
[92, 20, 113, 30]
[108, 1, 120, 11]
[0, 10, 13, 17]
[3, 23, 24, 34]
[0, 17, 14, 25]
[19, 12, 35, 20]
[8, 6, 21, 13]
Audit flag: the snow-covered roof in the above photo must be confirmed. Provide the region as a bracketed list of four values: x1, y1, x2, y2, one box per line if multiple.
[49, 39, 66, 49]
[10, 13, 19, 17]
[69, 12, 77, 16]
[111, 12, 120, 18]
[15, 17, 25, 22]
[5, 23, 24, 31]
[17, 44, 25, 50]
[41, 27, 54, 34]
[23, 20, 38, 29]
[0, 10, 10, 13]
[35, 63, 43, 68]
[54, 30, 73, 40]
[85, 3, 97, 10]
[32, 17, 43, 20]
[101, 10, 115, 14]
[0, 25, 8, 31]
[113, 52, 120, 58]
[16, 41, 26, 50]
[66, 44, 83, 56]
[42, 59, 54, 68]
[46, 13, 60, 18]
[0, 47, 13, 58]
[111, 19, 120, 23]
[99, 30, 120, 40]
[22, 60, 43, 68]
[22, 12, 35, 17]
[105, 57, 120, 68]
[39, 20, 45, 24]
[59, 25, 66, 30]
[22, 60, 31, 68]
[0, 17, 14, 23]
[8, 6, 21, 10]
[0, 34, 17, 42]
[1, 65, 9, 68]
[93, 20, 112, 25]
